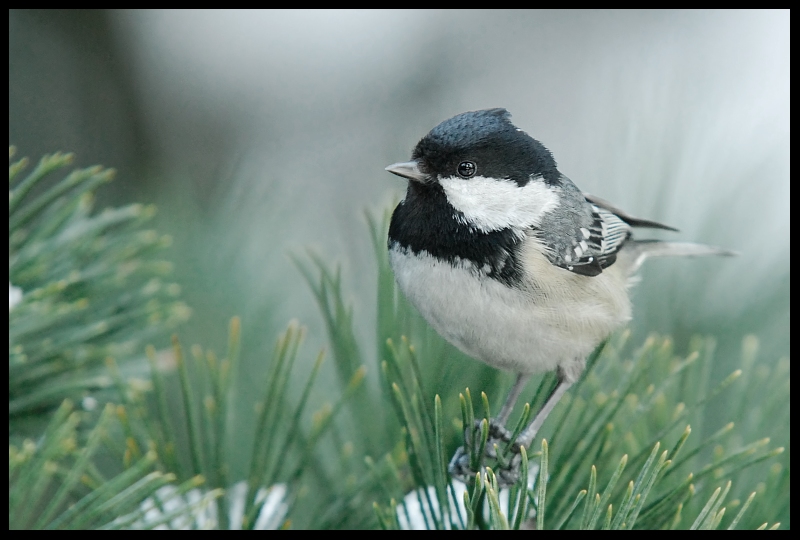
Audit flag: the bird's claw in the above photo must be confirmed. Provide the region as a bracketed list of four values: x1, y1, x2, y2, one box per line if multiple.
[449, 418, 525, 487]
[485, 419, 512, 445]
[496, 453, 522, 486]
[447, 446, 474, 483]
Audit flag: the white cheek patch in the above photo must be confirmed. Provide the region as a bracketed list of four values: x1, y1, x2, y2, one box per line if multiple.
[439, 175, 560, 232]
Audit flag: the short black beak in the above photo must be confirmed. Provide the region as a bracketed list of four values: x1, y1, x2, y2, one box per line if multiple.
[385, 161, 429, 183]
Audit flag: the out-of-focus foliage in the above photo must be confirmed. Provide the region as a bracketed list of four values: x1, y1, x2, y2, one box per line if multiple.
[108, 319, 364, 529]
[8, 149, 199, 528]
[9, 148, 190, 428]
[8, 399, 210, 529]
[9, 150, 360, 529]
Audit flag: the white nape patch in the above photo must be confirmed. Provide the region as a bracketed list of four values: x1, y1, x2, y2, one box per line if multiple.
[438, 175, 560, 232]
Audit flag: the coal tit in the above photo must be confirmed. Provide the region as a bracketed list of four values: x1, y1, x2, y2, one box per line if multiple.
[385, 108, 733, 483]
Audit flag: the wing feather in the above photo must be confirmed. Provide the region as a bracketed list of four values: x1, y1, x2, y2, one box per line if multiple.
[560, 205, 631, 276]
[535, 187, 677, 277]
[583, 193, 679, 231]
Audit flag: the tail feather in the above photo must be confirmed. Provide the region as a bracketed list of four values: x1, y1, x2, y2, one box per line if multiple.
[625, 240, 737, 274]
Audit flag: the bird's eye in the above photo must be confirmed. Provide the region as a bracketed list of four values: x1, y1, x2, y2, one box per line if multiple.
[457, 161, 476, 178]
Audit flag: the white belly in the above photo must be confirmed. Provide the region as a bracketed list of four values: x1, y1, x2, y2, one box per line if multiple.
[388, 239, 633, 375]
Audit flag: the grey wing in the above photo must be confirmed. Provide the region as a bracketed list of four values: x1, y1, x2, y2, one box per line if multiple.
[536, 182, 678, 277]
[535, 196, 634, 277]
[560, 204, 632, 276]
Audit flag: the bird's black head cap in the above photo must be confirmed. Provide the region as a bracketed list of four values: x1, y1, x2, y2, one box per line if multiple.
[411, 108, 559, 186]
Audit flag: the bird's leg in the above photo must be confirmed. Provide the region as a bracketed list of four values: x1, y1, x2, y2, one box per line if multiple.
[448, 373, 531, 482]
[516, 374, 572, 449]
[494, 371, 573, 486]
[449, 370, 575, 485]
[485, 373, 531, 454]
[495, 373, 531, 427]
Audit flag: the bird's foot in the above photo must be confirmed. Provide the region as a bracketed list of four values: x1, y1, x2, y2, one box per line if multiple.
[448, 418, 525, 487]
[447, 445, 474, 484]
[495, 448, 523, 487]
[484, 419, 513, 451]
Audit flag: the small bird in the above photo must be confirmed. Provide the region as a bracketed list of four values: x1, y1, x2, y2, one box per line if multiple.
[385, 108, 733, 484]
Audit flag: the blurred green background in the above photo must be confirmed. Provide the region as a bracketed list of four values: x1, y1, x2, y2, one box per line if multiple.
[9, 9, 789, 527]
